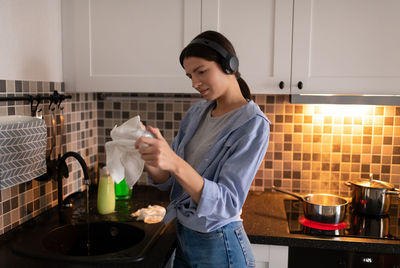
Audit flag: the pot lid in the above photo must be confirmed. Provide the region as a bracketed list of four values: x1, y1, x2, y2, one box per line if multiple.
[351, 179, 394, 190]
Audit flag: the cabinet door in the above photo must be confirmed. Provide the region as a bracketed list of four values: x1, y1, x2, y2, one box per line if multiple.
[252, 244, 289, 268]
[62, 0, 201, 93]
[291, 0, 400, 95]
[201, 0, 293, 94]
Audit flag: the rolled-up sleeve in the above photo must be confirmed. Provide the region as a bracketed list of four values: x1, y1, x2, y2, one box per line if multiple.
[196, 116, 270, 220]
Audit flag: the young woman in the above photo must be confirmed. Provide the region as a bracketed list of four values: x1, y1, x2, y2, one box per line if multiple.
[136, 30, 270, 267]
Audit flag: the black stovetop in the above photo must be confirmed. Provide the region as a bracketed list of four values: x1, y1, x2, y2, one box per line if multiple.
[284, 199, 400, 241]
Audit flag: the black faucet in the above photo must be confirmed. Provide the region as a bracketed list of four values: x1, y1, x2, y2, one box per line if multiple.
[57, 151, 90, 222]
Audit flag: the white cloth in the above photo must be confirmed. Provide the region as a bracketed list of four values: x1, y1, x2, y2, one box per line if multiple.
[131, 205, 166, 224]
[105, 116, 146, 188]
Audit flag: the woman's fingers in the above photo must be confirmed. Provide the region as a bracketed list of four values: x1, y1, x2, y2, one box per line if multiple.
[147, 126, 164, 140]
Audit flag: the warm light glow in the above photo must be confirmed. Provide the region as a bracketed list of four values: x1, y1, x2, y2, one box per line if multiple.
[317, 105, 373, 117]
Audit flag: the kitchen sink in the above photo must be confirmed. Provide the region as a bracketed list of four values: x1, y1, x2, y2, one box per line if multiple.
[12, 219, 168, 265]
[42, 221, 145, 256]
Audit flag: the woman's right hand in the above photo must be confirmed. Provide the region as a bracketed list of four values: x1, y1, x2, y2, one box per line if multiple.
[135, 126, 178, 176]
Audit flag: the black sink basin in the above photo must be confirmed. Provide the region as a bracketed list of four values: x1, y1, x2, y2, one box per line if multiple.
[42, 221, 145, 256]
[12, 219, 168, 265]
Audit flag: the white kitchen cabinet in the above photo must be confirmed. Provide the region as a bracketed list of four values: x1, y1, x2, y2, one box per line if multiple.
[200, 0, 293, 94]
[62, 0, 400, 95]
[61, 0, 201, 93]
[252, 244, 288, 268]
[291, 0, 400, 95]
[61, 0, 293, 94]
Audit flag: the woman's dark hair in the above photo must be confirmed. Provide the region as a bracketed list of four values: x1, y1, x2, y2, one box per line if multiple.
[179, 31, 251, 100]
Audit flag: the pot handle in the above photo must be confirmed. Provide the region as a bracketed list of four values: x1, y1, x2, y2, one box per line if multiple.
[344, 181, 352, 187]
[387, 189, 399, 196]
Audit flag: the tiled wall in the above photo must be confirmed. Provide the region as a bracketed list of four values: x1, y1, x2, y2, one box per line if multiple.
[0, 80, 98, 235]
[97, 93, 400, 197]
[1, 84, 400, 235]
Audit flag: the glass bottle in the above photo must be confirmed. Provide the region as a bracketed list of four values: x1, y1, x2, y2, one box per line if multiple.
[97, 166, 115, 214]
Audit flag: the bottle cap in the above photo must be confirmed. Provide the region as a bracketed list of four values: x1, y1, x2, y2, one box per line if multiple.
[101, 166, 110, 177]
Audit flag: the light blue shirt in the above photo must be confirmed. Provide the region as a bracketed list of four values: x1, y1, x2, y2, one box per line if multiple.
[149, 99, 270, 233]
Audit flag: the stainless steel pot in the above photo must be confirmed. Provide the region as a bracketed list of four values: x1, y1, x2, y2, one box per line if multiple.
[345, 179, 399, 215]
[272, 186, 348, 224]
[350, 213, 390, 238]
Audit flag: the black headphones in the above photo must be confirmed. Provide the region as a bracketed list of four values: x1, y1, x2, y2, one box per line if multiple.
[190, 38, 239, 74]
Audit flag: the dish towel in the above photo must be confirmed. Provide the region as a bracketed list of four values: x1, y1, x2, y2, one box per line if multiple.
[105, 116, 147, 188]
[131, 205, 166, 224]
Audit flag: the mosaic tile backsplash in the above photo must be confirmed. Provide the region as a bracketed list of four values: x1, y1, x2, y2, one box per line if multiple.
[0, 80, 98, 235]
[1, 80, 400, 236]
[96, 93, 400, 197]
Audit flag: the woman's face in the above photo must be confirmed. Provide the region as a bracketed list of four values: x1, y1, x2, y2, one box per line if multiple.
[183, 57, 231, 101]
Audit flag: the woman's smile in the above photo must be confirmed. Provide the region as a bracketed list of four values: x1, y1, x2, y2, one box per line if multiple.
[198, 88, 209, 96]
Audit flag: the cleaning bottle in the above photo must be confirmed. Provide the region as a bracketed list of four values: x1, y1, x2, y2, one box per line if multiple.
[115, 178, 132, 200]
[97, 166, 115, 214]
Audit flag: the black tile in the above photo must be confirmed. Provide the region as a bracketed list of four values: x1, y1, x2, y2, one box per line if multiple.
[266, 96, 275, 103]
[381, 165, 390, 174]
[265, 161, 273, 169]
[372, 155, 381, 163]
[40, 185, 46, 196]
[26, 181, 32, 190]
[0, 80, 5, 92]
[3, 200, 10, 213]
[11, 196, 18, 210]
[19, 183, 26, 194]
[293, 171, 301, 179]
[361, 164, 370, 172]
[283, 171, 291, 178]
[8, 106, 15, 115]
[274, 152, 282, 160]
[20, 206, 26, 218]
[174, 113, 182, 121]
[37, 81, 42, 91]
[15, 80, 22, 92]
[157, 103, 164, 111]
[105, 111, 113, 118]
[273, 180, 282, 187]
[165, 121, 173, 129]
[27, 202, 33, 215]
[122, 111, 130, 119]
[113, 102, 121, 110]
[157, 112, 164, 120]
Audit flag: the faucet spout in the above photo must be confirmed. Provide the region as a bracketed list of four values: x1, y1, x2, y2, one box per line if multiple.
[57, 151, 90, 214]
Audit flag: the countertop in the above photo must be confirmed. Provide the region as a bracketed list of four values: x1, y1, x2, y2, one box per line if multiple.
[0, 186, 176, 268]
[242, 190, 400, 255]
[1, 187, 399, 267]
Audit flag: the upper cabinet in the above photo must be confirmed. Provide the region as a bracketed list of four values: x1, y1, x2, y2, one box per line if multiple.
[200, 0, 293, 94]
[291, 0, 400, 95]
[62, 0, 400, 95]
[62, 0, 201, 93]
[61, 0, 292, 93]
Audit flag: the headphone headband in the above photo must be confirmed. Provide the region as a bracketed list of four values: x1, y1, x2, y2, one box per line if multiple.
[189, 38, 239, 74]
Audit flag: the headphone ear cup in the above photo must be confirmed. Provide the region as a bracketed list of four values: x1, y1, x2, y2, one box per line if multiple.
[223, 54, 239, 74]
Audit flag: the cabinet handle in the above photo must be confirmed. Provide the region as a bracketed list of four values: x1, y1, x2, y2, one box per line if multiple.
[279, 81, 285, 89]
[297, 81, 303, 90]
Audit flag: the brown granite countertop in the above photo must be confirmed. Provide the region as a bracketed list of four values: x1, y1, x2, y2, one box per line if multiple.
[242, 190, 400, 255]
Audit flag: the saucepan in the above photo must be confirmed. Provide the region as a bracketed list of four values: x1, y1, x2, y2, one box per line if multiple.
[272, 186, 348, 224]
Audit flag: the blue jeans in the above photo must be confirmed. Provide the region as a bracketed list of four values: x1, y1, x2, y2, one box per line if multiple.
[173, 221, 256, 268]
